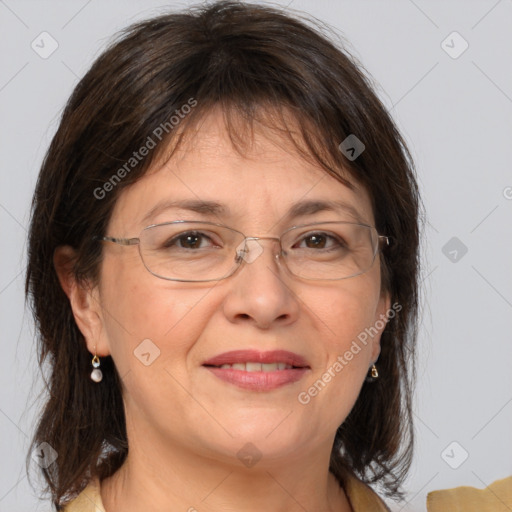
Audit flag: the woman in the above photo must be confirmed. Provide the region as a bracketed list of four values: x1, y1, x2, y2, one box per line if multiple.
[26, 2, 422, 510]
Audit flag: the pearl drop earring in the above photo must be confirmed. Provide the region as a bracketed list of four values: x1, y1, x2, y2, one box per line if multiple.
[90, 347, 103, 383]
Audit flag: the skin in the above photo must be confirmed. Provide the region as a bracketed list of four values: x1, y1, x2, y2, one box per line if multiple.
[56, 107, 390, 512]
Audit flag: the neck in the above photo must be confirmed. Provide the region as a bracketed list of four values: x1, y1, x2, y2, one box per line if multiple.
[100, 439, 352, 512]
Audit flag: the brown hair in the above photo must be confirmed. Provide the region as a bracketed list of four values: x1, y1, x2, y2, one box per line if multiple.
[26, 1, 422, 508]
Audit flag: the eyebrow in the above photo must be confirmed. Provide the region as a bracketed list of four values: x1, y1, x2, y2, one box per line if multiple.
[286, 199, 366, 224]
[142, 198, 366, 225]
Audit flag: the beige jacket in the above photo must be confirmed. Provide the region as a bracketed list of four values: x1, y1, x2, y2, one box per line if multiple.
[62, 472, 512, 511]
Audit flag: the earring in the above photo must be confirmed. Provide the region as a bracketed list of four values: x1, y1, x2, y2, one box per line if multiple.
[365, 363, 379, 382]
[90, 347, 103, 383]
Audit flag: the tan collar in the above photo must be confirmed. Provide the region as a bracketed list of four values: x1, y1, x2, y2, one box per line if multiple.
[342, 470, 391, 511]
[62, 477, 105, 512]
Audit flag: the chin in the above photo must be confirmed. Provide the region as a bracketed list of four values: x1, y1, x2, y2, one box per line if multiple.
[212, 419, 310, 455]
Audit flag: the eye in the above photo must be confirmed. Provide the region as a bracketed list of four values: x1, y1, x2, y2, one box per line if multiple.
[293, 232, 348, 250]
[164, 231, 219, 250]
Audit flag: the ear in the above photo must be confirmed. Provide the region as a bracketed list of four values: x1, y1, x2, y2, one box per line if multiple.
[53, 246, 111, 357]
[370, 290, 392, 364]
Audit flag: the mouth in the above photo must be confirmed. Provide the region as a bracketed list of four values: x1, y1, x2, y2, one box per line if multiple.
[206, 362, 297, 371]
[202, 350, 310, 391]
[202, 349, 310, 369]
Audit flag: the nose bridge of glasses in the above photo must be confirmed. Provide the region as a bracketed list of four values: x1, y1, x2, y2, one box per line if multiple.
[246, 235, 281, 243]
[236, 235, 282, 265]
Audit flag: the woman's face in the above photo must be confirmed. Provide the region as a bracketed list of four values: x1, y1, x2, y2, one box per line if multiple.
[83, 108, 390, 468]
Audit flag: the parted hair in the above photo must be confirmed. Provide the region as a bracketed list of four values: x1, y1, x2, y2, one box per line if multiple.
[25, 1, 421, 508]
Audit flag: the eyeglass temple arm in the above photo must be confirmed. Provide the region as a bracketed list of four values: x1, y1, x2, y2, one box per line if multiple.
[99, 235, 140, 246]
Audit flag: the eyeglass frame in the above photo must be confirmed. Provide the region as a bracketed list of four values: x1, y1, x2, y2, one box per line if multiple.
[96, 220, 390, 283]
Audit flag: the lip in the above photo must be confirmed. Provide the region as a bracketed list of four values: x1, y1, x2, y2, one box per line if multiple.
[202, 350, 310, 392]
[202, 350, 310, 368]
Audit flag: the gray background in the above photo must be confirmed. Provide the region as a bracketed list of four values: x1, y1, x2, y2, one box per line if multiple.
[1, 0, 511, 510]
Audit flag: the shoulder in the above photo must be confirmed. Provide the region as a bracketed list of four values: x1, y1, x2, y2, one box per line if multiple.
[427, 474, 512, 511]
[61, 477, 106, 512]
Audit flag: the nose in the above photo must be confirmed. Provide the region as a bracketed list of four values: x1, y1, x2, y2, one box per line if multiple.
[222, 237, 300, 329]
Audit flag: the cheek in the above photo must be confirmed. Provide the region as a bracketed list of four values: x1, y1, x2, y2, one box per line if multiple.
[302, 279, 380, 353]
[317, 301, 376, 389]
[98, 254, 213, 376]
[296, 280, 381, 422]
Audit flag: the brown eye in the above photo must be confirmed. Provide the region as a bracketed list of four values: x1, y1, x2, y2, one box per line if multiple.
[294, 232, 346, 250]
[177, 233, 204, 249]
[303, 234, 328, 249]
[163, 231, 216, 250]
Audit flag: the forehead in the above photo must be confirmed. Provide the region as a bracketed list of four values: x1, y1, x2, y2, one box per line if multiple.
[108, 108, 375, 233]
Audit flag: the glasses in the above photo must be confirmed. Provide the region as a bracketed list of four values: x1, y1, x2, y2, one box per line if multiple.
[99, 220, 389, 282]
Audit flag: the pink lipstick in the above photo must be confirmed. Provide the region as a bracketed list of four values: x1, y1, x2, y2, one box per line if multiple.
[202, 350, 310, 391]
